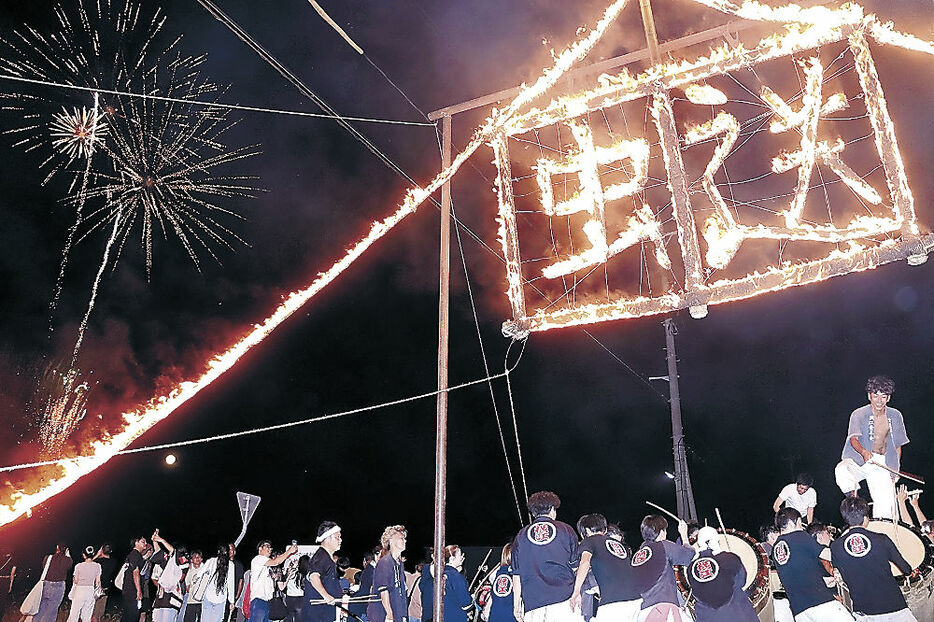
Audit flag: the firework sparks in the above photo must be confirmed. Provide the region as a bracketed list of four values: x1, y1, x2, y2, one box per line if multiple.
[0, 0, 634, 527]
[0, 0, 246, 334]
[1, 0, 258, 451]
[49, 105, 108, 161]
[77, 66, 260, 276]
[35, 366, 90, 457]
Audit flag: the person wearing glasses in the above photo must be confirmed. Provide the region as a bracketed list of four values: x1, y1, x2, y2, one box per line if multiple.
[250, 541, 299, 622]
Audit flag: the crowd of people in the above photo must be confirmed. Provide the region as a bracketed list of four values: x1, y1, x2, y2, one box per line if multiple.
[18, 376, 930, 622]
[21, 480, 932, 622]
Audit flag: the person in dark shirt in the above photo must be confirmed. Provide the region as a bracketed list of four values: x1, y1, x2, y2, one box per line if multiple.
[439, 546, 473, 622]
[36, 544, 73, 622]
[832, 497, 916, 621]
[305, 521, 345, 622]
[686, 527, 757, 622]
[484, 544, 516, 622]
[771, 507, 852, 622]
[629, 514, 694, 622]
[123, 536, 151, 622]
[419, 551, 435, 622]
[758, 525, 779, 562]
[228, 543, 245, 621]
[351, 549, 378, 621]
[570, 513, 641, 622]
[367, 525, 408, 622]
[93, 543, 117, 621]
[510, 491, 582, 622]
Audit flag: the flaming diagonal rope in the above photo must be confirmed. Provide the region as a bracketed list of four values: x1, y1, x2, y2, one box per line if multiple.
[0, 0, 632, 528]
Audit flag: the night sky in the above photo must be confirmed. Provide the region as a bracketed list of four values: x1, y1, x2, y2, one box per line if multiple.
[1, 0, 933, 586]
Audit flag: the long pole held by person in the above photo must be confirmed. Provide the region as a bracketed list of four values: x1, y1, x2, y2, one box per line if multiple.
[663, 318, 697, 521]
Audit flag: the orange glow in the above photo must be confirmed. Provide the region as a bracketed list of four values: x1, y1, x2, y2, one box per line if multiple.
[0, 0, 635, 527]
[493, 1, 934, 339]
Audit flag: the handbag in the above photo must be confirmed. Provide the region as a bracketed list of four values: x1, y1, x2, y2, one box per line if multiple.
[268, 585, 288, 621]
[114, 562, 128, 592]
[20, 555, 53, 615]
[193, 569, 215, 602]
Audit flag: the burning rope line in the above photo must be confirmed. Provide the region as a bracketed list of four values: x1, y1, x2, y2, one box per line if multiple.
[0, 0, 632, 527]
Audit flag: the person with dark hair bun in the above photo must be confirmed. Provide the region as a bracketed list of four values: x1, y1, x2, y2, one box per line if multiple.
[835, 375, 909, 520]
[67, 546, 101, 622]
[510, 491, 581, 622]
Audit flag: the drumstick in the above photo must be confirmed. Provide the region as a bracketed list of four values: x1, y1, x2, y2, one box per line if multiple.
[646, 501, 680, 522]
[714, 508, 732, 552]
[867, 457, 926, 485]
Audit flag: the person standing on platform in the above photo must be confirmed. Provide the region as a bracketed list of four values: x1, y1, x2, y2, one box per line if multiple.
[835, 376, 909, 520]
[832, 497, 916, 621]
[773, 474, 818, 525]
[686, 527, 757, 622]
[510, 491, 581, 622]
[772, 508, 852, 622]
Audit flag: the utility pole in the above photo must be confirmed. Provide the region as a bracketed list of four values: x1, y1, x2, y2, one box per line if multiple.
[432, 114, 453, 622]
[663, 318, 697, 521]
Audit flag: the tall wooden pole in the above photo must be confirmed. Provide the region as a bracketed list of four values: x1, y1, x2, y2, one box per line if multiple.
[664, 318, 697, 521]
[432, 113, 453, 622]
[638, 0, 661, 64]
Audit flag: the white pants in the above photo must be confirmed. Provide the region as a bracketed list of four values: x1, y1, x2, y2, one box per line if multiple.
[835, 455, 897, 519]
[774, 598, 794, 622]
[524, 600, 584, 622]
[794, 599, 855, 621]
[854, 608, 918, 621]
[67, 586, 96, 622]
[154, 607, 181, 622]
[636, 603, 690, 622]
[594, 599, 642, 622]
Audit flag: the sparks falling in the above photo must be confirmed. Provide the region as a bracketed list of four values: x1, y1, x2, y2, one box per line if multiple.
[35, 366, 90, 458]
[1, 0, 932, 529]
[0, 0, 635, 528]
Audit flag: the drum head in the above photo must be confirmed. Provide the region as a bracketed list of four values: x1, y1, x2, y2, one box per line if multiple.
[866, 519, 926, 575]
[716, 533, 759, 590]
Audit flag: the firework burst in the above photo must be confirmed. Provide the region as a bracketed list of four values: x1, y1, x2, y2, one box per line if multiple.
[78, 55, 261, 276]
[50, 103, 108, 161]
[0, 0, 259, 450]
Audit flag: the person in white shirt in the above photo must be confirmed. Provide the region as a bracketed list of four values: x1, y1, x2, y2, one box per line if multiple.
[250, 540, 298, 622]
[184, 550, 206, 622]
[67, 546, 101, 622]
[773, 473, 818, 525]
[201, 545, 237, 622]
